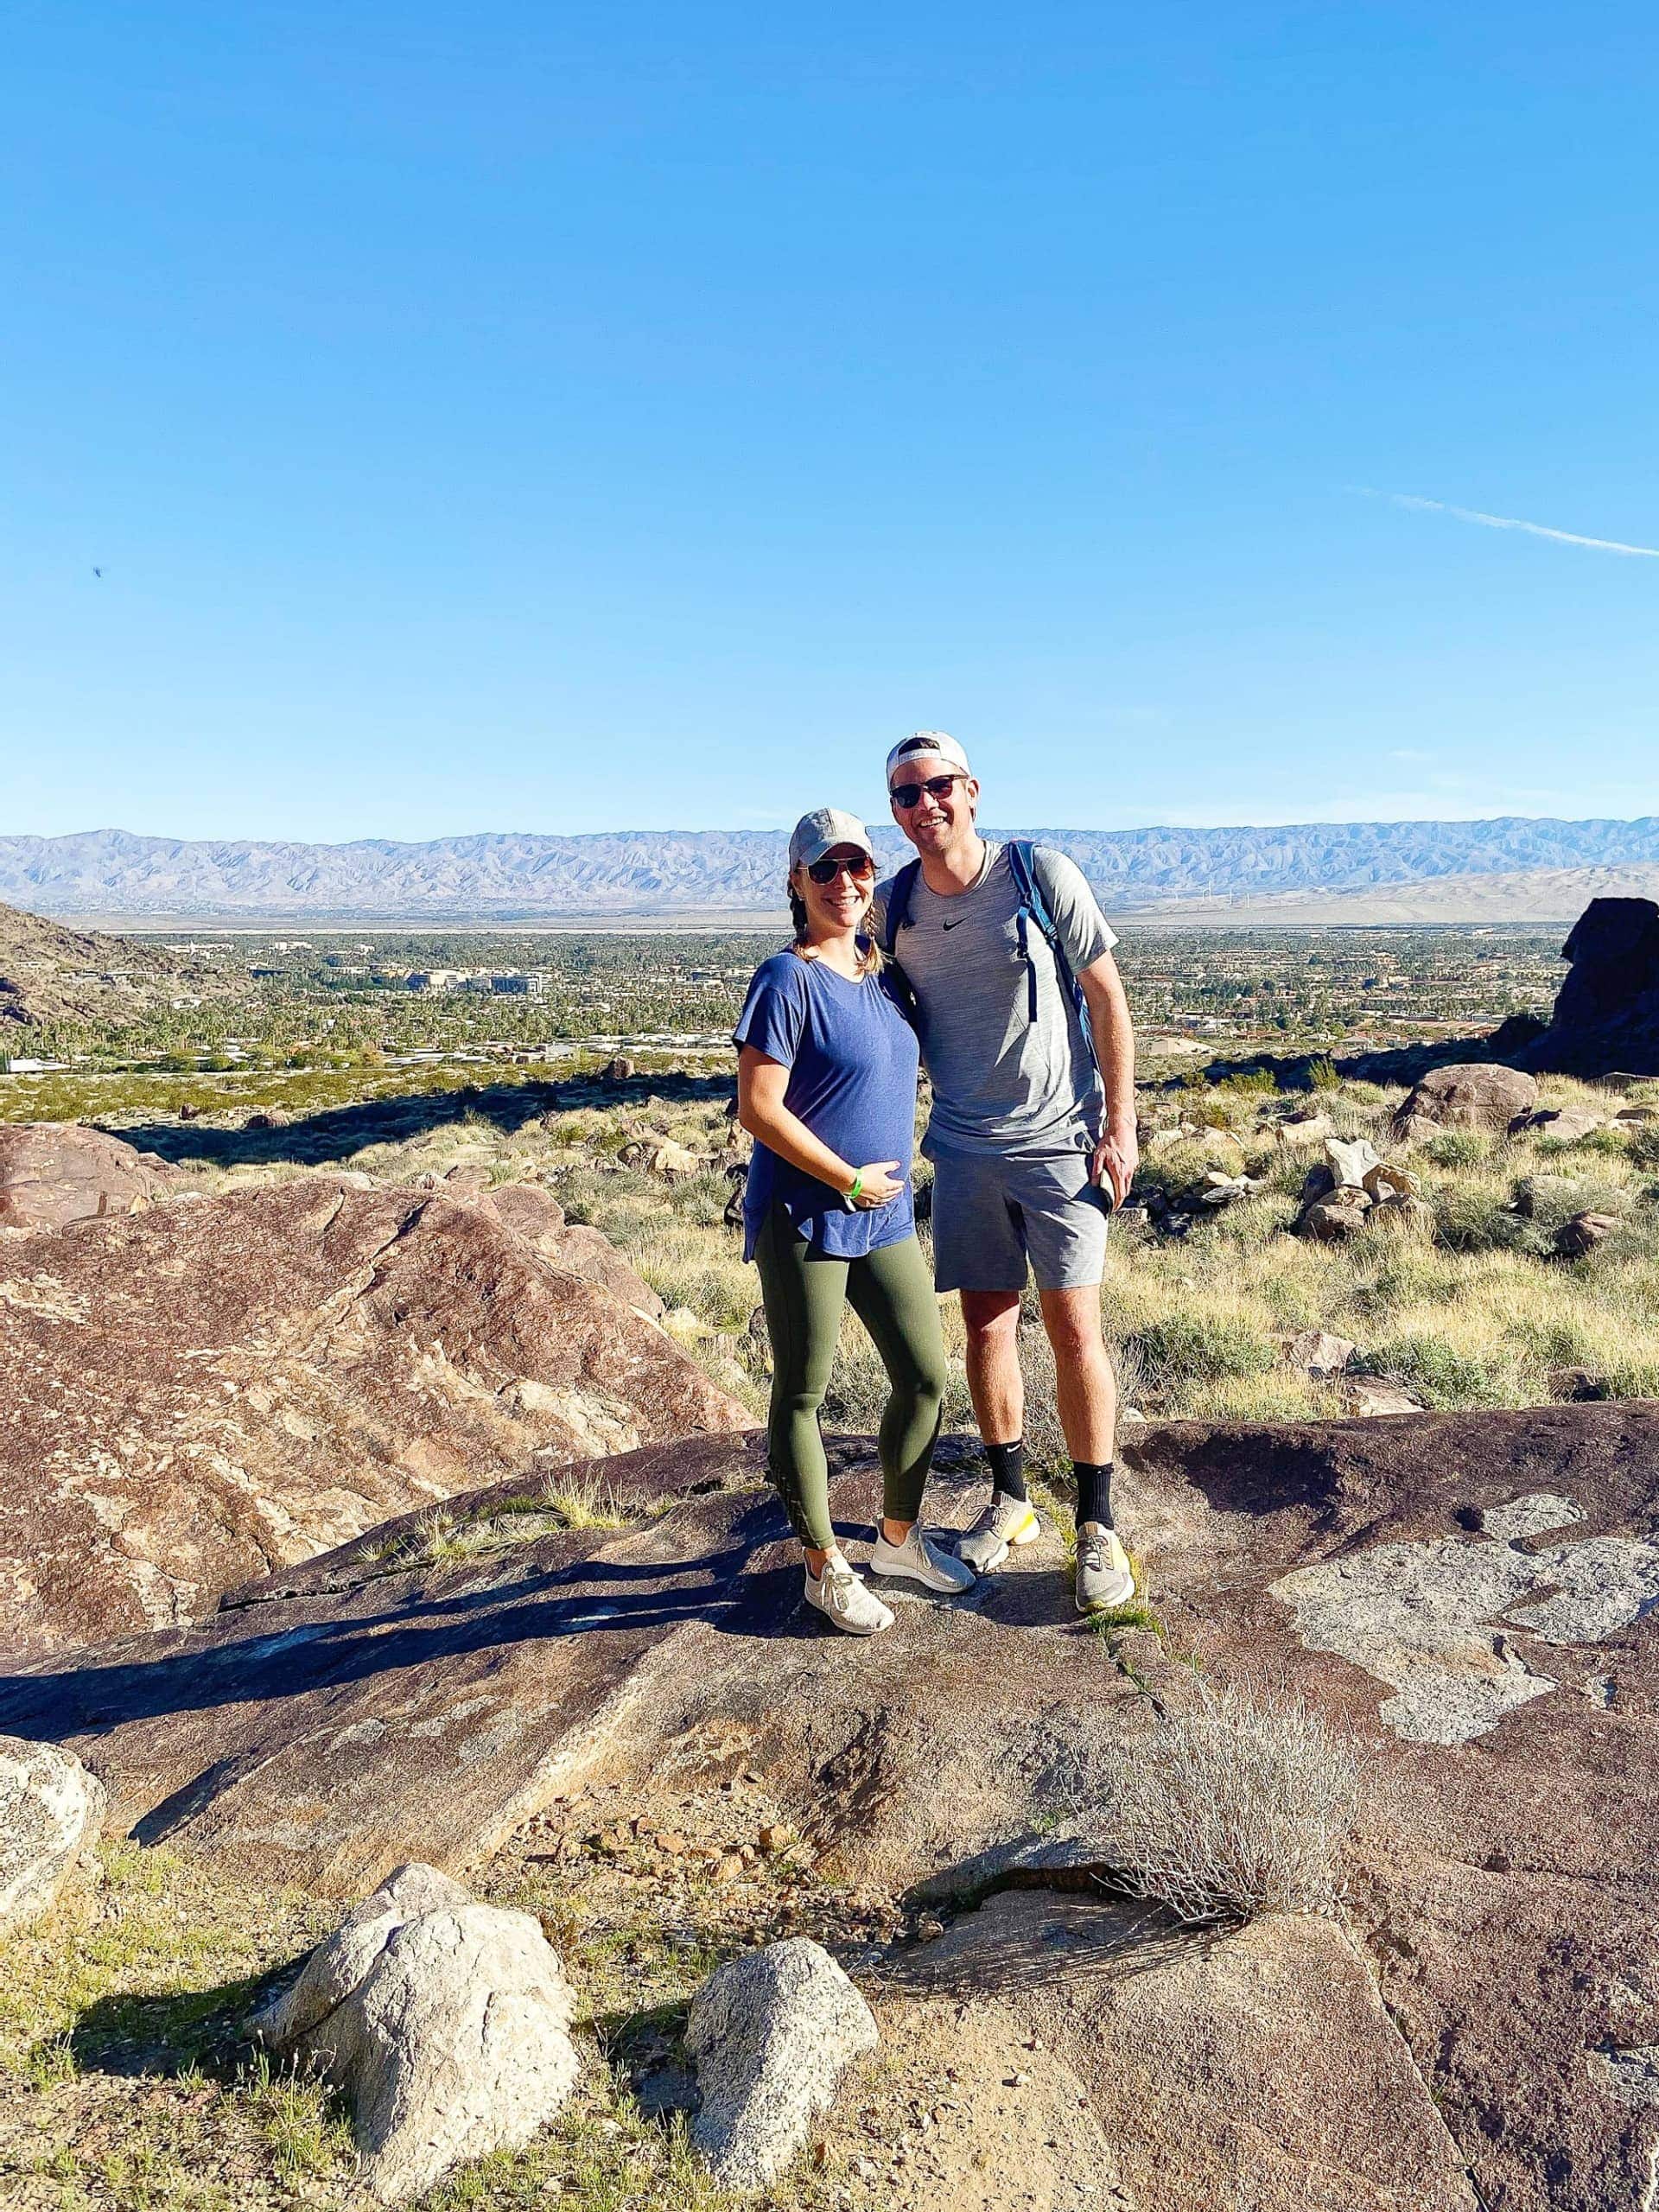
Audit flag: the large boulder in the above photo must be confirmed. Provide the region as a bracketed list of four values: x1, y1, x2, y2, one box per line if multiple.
[13, 1403, 1659, 2209]
[0, 1176, 749, 1654]
[0, 1123, 170, 1231]
[1393, 1062, 1538, 1138]
[1510, 897, 1659, 1077]
[686, 1938, 879, 2190]
[0, 1734, 106, 1936]
[255, 1861, 579, 2202]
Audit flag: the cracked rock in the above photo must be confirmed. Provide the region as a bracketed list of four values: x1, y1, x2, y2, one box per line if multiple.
[255, 1861, 579, 2203]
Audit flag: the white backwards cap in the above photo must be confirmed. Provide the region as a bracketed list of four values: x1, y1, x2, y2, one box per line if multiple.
[885, 729, 971, 783]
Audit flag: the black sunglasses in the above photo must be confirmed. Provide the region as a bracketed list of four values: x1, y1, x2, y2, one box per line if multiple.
[806, 855, 875, 884]
[889, 772, 965, 809]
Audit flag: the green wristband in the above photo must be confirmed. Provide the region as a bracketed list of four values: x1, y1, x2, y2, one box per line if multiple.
[848, 1173, 863, 1202]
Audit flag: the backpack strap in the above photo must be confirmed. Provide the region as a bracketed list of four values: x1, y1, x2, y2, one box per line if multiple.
[1006, 840, 1099, 1074]
[880, 858, 921, 960]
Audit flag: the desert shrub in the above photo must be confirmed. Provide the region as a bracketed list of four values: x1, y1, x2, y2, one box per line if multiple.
[1628, 1125, 1659, 1169]
[1428, 1180, 1532, 1255]
[1362, 1329, 1522, 1408]
[1422, 1127, 1491, 1169]
[1305, 1056, 1340, 1092]
[645, 1249, 754, 1333]
[1216, 1069, 1278, 1097]
[1065, 1676, 1360, 1923]
[1126, 1312, 1277, 1396]
[667, 1168, 732, 1228]
[1511, 1173, 1630, 1238]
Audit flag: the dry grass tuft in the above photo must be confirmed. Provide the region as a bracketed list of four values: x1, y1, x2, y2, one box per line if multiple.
[1066, 1676, 1360, 1923]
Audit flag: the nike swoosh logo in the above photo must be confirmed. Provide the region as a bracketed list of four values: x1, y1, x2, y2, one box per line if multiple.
[942, 918, 965, 930]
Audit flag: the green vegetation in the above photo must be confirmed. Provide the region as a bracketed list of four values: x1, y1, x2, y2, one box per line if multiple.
[1, 1832, 872, 2212]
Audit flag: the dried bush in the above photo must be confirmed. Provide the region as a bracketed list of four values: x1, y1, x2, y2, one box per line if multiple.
[1068, 1676, 1360, 1923]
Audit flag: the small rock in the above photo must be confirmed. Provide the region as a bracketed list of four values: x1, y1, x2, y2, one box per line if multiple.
[1273, 1110, 1335, 1148]
[1143, 1123, 1200, 1153]
[254, 1862, 579, 2204]
[1279, 1329, 1357, 1379]
[1301, 1186, 1373, 1241]
[0, 1736, 107, 1938]
[1511, 1107, 1605, 1143]
[604, 1057, 636, 1083]
[686, 1938, 880, 2191]
[1554, 1211, 1620, 1258]
[1325, 1135, 1382, 1190]
[760, 1822, 797, 1853]
[1363, 1159, 1420, 1203]
[1546, 1366, 1611, 1402]
[714, 1852, 746, 1885]
[1342, 1377, 1425, 1418]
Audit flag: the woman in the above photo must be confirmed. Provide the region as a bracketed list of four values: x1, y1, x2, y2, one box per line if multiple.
[734, 806, 975, 1635]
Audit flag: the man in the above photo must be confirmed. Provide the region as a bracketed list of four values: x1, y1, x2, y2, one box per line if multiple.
[874, 731, 1139, 1612]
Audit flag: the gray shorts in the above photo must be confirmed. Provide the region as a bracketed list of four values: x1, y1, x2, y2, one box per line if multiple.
[928, 1143, 1109, 1294]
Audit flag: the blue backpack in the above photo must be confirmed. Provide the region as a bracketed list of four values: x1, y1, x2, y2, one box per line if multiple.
[880, 839, 1099, 1076]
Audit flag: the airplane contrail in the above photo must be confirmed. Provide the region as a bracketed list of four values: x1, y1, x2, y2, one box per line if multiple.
[1351, 486, 1659, 560]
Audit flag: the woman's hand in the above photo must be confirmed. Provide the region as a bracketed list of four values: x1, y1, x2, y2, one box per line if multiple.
[849, 1160, 904, 1208]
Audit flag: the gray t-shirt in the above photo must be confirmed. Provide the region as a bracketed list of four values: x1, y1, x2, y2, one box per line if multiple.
[873, 842, 1118, 1159]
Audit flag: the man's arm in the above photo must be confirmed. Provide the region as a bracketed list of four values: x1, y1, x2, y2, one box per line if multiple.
[1077, 949, 1138, 1206]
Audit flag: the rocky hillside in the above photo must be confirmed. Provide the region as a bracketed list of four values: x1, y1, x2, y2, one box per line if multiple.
[0, 896, 246, 1027]
[8, 817, 1659, 918]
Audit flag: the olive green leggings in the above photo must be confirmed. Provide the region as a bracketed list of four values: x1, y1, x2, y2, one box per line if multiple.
[754, 1206, 948, 1553]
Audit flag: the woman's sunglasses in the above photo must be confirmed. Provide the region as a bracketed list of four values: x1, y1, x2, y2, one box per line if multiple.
[805, 855, 875, 885]
[888, 772, 965, 810]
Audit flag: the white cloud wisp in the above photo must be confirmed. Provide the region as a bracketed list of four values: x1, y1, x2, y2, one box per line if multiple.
[1352, 487, 1659, 559]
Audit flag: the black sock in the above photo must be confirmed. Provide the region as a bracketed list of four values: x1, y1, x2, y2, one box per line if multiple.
[986, 1439, 1028, 1503]
[1074, 1460, 1114, 1528]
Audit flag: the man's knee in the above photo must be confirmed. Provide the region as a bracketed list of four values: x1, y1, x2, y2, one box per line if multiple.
[1039, 1289, 1109, 1366]
[960, 1289, 1021, 1351]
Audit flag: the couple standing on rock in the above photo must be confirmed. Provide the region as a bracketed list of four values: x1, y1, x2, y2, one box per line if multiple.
[734, 731, 1140, 1635]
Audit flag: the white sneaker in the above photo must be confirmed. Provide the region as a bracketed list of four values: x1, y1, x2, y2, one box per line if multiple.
[804, 1553, 894, 1636]
[1075, 1523, 1135, 1614]
[868, 1525, 976, 1594]
[957, 1491, 1042, 1573]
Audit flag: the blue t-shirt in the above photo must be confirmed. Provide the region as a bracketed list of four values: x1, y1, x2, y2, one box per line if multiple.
[733, 949, 919, 1260]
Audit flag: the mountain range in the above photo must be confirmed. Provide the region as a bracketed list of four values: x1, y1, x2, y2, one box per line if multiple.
[3, 819, 1659, 922]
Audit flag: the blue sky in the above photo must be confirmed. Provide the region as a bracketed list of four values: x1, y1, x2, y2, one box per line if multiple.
[3, 2, 1656, 842]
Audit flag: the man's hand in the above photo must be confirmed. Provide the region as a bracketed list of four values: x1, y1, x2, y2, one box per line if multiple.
[1091, 1125, 1138, 1209]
